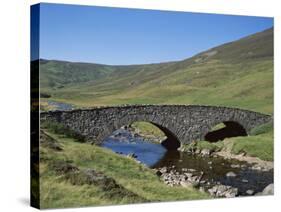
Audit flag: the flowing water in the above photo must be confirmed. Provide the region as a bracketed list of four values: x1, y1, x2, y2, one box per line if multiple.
[102, 129, 167, 167]
[102, 129, 273, 195]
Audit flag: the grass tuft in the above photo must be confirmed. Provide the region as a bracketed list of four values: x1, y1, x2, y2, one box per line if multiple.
[41, 121, 86, 142]
[249, 121, 273, 136]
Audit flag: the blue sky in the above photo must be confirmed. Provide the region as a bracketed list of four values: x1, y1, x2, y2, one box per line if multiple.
[37, 3, 273, 65]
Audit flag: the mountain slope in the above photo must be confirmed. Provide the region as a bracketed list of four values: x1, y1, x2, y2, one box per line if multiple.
[39, 27, 273, 114]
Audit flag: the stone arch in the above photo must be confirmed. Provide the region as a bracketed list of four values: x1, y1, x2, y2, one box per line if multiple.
[100, 117, 181, 150]
[151, 123, 181, 150]
[204, 120, 248, 142]
[40, 105, 272, 146]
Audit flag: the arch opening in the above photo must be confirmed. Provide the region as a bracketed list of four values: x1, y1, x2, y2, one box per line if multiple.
[101, 121, 181, 167]
[103, 121, 181, 151]
[204, 121, 247, 142]
[152, 123, 181, 150]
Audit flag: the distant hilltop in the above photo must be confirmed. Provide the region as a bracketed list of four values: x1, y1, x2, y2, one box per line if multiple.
[38, 27, 273, 114]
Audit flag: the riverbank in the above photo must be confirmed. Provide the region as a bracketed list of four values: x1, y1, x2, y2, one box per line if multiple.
[102, 125, 273, 198]
[39, 127, 209, 208]
[214, 150, 273, 170]
[153, 163, 273, 198]
[179, 140, 273, 171]
[179, 121, 273, 168]
[127, 122, 166, 143]
[126, 121, 273, 173]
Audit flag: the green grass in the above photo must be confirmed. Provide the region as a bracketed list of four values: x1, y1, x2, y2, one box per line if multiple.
[230, 133, 273, 161]
[179, 140, 223, 153]
[250, 121, 273, 135]
[230, 122, 273, 161]
[196, 141, 224, 152]
[131, 122, 165, 139]
[41, 120, 86, 142]
[179, 121, 273, 161]
[210, 123, 226, 131]
[39, 129, 209, 208]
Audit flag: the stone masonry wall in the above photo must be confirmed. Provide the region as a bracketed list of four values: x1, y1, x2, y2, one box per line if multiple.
[40, 105, 272, 146]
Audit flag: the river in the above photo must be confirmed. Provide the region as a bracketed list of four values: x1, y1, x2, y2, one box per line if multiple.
[102, 129, 273, 196]
[47, 100, 75, 111]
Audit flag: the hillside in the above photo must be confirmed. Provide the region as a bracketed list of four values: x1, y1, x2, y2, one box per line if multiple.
[39, 27, 273, 114]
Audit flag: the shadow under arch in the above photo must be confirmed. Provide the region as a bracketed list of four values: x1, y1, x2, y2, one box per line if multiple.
[152, 123, 181, 150]
[204, 121, 247, 142]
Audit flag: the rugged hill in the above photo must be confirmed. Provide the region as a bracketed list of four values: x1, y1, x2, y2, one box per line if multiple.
[39, 27, 273, 114]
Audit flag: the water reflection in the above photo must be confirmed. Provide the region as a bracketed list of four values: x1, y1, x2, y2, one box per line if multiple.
[102, 129, 167, 167]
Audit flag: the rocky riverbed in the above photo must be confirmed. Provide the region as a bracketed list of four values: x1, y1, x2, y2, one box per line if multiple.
[102, 128, 274, 198]
[178, 141, 273, 171]
[153, 163, 273, 198]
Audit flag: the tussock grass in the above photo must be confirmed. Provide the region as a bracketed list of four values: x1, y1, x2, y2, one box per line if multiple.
[230, 132, 273, 161]
[250, 121, 273, 136]
[229, 121, 273, 161]
[41, 121, 86, 142]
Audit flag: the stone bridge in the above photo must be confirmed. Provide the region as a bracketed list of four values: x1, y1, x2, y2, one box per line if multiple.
[40, 105, 272, 150]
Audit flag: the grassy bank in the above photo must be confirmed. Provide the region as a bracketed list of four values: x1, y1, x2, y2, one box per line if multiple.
[131, 122, 165, 141]
[39, 128, 209, 208]
[180, 122, 273, 161]
[230, 122, 273, 161]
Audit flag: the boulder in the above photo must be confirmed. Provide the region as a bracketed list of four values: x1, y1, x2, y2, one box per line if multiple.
[195, 149, 201, 154]
[230, 164, 240, 168]
[201, 149, 212, 156]
[241, 179, 249, 183]
[226, 171, 237, 177]
[262, 184, 274, 195]
[184, 172, 193, 178]
[224, 187, 238, 198]
[160, 167, 168, 174]
[246, 189, 255, 195]
[208, 185, 238, 198]
[252, 166, 262, 171]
